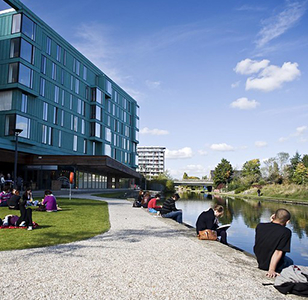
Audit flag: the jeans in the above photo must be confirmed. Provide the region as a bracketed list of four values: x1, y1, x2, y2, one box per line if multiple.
[276, 255, 294, 273]
[162, 211, 182, 223]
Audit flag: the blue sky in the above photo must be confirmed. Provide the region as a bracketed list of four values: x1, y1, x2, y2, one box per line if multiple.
[2, 0, 308, 179]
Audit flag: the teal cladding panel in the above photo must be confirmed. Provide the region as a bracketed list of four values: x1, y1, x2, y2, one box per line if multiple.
[0, 14, 11, 37]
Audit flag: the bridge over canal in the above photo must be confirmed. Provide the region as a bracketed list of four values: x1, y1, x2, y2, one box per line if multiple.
[173, 179, 214, 192]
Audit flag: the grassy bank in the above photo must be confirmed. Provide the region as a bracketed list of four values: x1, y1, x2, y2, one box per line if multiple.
[0, 198, 110, 251]
[216, 184, 308, 203]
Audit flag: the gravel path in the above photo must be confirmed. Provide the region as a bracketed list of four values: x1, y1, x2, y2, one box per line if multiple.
[0, 195, 300, 299]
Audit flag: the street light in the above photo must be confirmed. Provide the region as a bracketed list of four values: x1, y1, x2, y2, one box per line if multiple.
[13, 128, 23, 189]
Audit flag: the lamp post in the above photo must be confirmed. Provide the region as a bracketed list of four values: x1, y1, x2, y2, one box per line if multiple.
[13, 128, 23, 189]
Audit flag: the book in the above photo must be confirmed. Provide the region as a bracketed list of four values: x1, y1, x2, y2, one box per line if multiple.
[217, 224, 231, 231]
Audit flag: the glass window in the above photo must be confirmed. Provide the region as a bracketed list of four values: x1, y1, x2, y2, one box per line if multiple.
[58, 130, 62, 147]
[41, 55, 46, 74]
[46, 36, 51, 55]
[105, 144, 111, 156]
[106, 80, 112, 94]
[54, 86, 59, 103]
[75, 59, 80, 75]
[61, 68, 64, 85]
[0, 91, 12, 111]
[63, 50, 67, 66]
[74, 116, 78, 132]
[70, 75, 73, 90]
[20, 38, 33, 63]
[15, 114, 30, 139]
[42, 124, 47, 144]
[95, 123, 101, 138]
[43, 102, 48, 121]
[96, 106, 101, 121]
[11, 14, 21, 34]
[5, 114, 15, 136]
[61, 90, 65, 106]
[40, 78, 45, 96]
[83, 139, 87, 154]
[10, 38, 20, 58]
[18, 63, 33, 88]
[70, 115, 73, 130]
[77, 99, 82, 114]
[136, 105, 140, 117]
[8, 63, 18, 83]
[73, 135, 78, 151]
[92, 142, 95, 155]
[61, 110, 64, 126]
[56, 44, 61, 62]
[105, 128, 111, 142]
[75, 78, 79, 94]
[69, 94, 73, 109]
[21, 93, 27, 113]
[81, 119, 85, 134]
[52, 62, 56, 80]
[83, 66, 87, 80]
[22, 14, 36, 41]
[53, 107, 58, 124]
[48, 127, 53, 145]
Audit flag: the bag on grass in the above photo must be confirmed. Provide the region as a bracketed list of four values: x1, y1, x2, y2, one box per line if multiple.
[274, 265, 308, 296]
[198, 229, 218, 241]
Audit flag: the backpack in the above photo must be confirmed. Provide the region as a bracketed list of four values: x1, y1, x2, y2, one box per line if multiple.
[274, 265, 308, 296]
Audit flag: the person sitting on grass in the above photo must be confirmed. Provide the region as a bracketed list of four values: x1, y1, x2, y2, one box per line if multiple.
[16, 189, 34, 230]
[38, 190, 59, 212]
[147, 194, 162, 214]
[8, 189, 21, 210]
[0, 187, 11, 207]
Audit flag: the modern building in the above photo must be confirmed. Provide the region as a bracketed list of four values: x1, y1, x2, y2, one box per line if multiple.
[137, 146, 165, 178]
[0, 0, 140, 190]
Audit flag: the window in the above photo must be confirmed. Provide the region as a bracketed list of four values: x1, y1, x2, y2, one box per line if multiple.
[74, 116, 78, 132]
[48, 127, 53, 145]
[41, 55, 46, 74]
[95, 123, 101, 138]
[106, 80, 112, 94]
[73, 135, 78, 151]
[21, 94, 28, 113]
[22, 14, 36, 41]
[70, 115, 73, 130]
[43, 102, 48, 121]
[77, 99, 82, 114]
[5, 114, 15, 136]
[61, 90, 65, 106]
[46, 36, 51, 55]
[11, 14, 21, 34]
[81, 119, 85, 134]
[20, 38, 34, 63]
[15, 115, 30, 139]
[92, 142, 95, 155]
[53, 107, 58, 124]
[54, 86, 59, 103]
[70, 75, 73, 90]
[40, 78, 45, 96]
[58, 130, 62, 147]
[56, 44, 61, 62]
[61, 110, 64, 127]
[83, 66, 87, 80]
[10, 38, 20, 58]
[18, 63, 33, 88]
[8, 63, 18, 83]
[61, 68, 64, 85]
[105, 128, 111, 142]
[105, 144, 111, 156]
[83, 139, 87, 154]
[74, 59, 80, 75]
[52, 62, 56, 80]
[75, 78, 79, 94]
[42, 124, 47, 144]
[69, 94, 73, 110]
[0, 91, 12, 111]
[63, 50, 67, 66]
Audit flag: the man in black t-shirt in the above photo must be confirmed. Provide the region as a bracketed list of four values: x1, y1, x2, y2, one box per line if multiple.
[161, 193, 182, 223]
[254, 208, 293, 278]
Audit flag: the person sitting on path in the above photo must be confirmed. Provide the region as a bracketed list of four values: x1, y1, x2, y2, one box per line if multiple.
[141, 191, 151, 208]
[147, 194, 162, 213]
[195, 205, 227, 244]
[254, 208, 293, 278]
[161, 193, 182, 223]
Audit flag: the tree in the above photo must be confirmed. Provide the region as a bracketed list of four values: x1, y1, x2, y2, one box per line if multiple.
[276, 152, 289, 178]
[213, 158, 233, 187]
[292, 163, 308, 185]
[242, 159, 261, 184]
[183, 172, 188, 179]
[302, 154, 308, 168]
[289, 151, 302, 180]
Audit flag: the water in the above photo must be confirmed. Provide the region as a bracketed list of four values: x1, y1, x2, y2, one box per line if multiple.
[175, 193, 308, 266]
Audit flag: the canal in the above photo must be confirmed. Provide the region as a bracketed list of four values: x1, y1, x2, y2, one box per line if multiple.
[175, 193, 308, 266]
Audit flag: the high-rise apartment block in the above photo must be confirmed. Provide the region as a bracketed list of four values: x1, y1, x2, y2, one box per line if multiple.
[0, 0, 139, 190]
[137, 146, 165, 178]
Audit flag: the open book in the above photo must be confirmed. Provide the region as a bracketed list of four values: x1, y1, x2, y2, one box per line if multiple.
[217, 224, 231, 231]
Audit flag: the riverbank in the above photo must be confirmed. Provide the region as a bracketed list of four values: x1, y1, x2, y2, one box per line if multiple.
[0, 194, 300, 299]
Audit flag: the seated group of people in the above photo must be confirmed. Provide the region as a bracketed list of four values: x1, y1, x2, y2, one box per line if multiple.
[0, 189, 60, 230]
[136, 191, 294, 278]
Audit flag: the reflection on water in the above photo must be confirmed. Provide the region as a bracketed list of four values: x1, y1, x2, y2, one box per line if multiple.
[176, 192, 308, 266]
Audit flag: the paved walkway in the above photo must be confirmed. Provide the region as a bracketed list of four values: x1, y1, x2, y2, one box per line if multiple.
[0, 195, 300, 299]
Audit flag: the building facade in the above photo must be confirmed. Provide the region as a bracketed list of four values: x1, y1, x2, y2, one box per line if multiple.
[137, 146, 165, 178]
[0, 0, 139, 190]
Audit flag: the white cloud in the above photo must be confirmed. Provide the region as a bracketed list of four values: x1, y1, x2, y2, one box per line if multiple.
[198, 150, 208, 156]
[234, 58, 270, 75]
[278, 137, 288, 143]
[255, 141, 267, 148]
[140, 127, 169, 136]
[295, 126, 307, 136]
[230, 97, 260, 110]
[145, 80, 161, 89]
[246, 61, 301, 92]
[231, 81, 240, 88]
[256, 2, 306, 48]
[210, 143, 234, 152]
[165, 147, 193, 159]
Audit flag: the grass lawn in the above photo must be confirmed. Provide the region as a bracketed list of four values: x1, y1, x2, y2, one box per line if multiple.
[0, 198, 110, 251]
